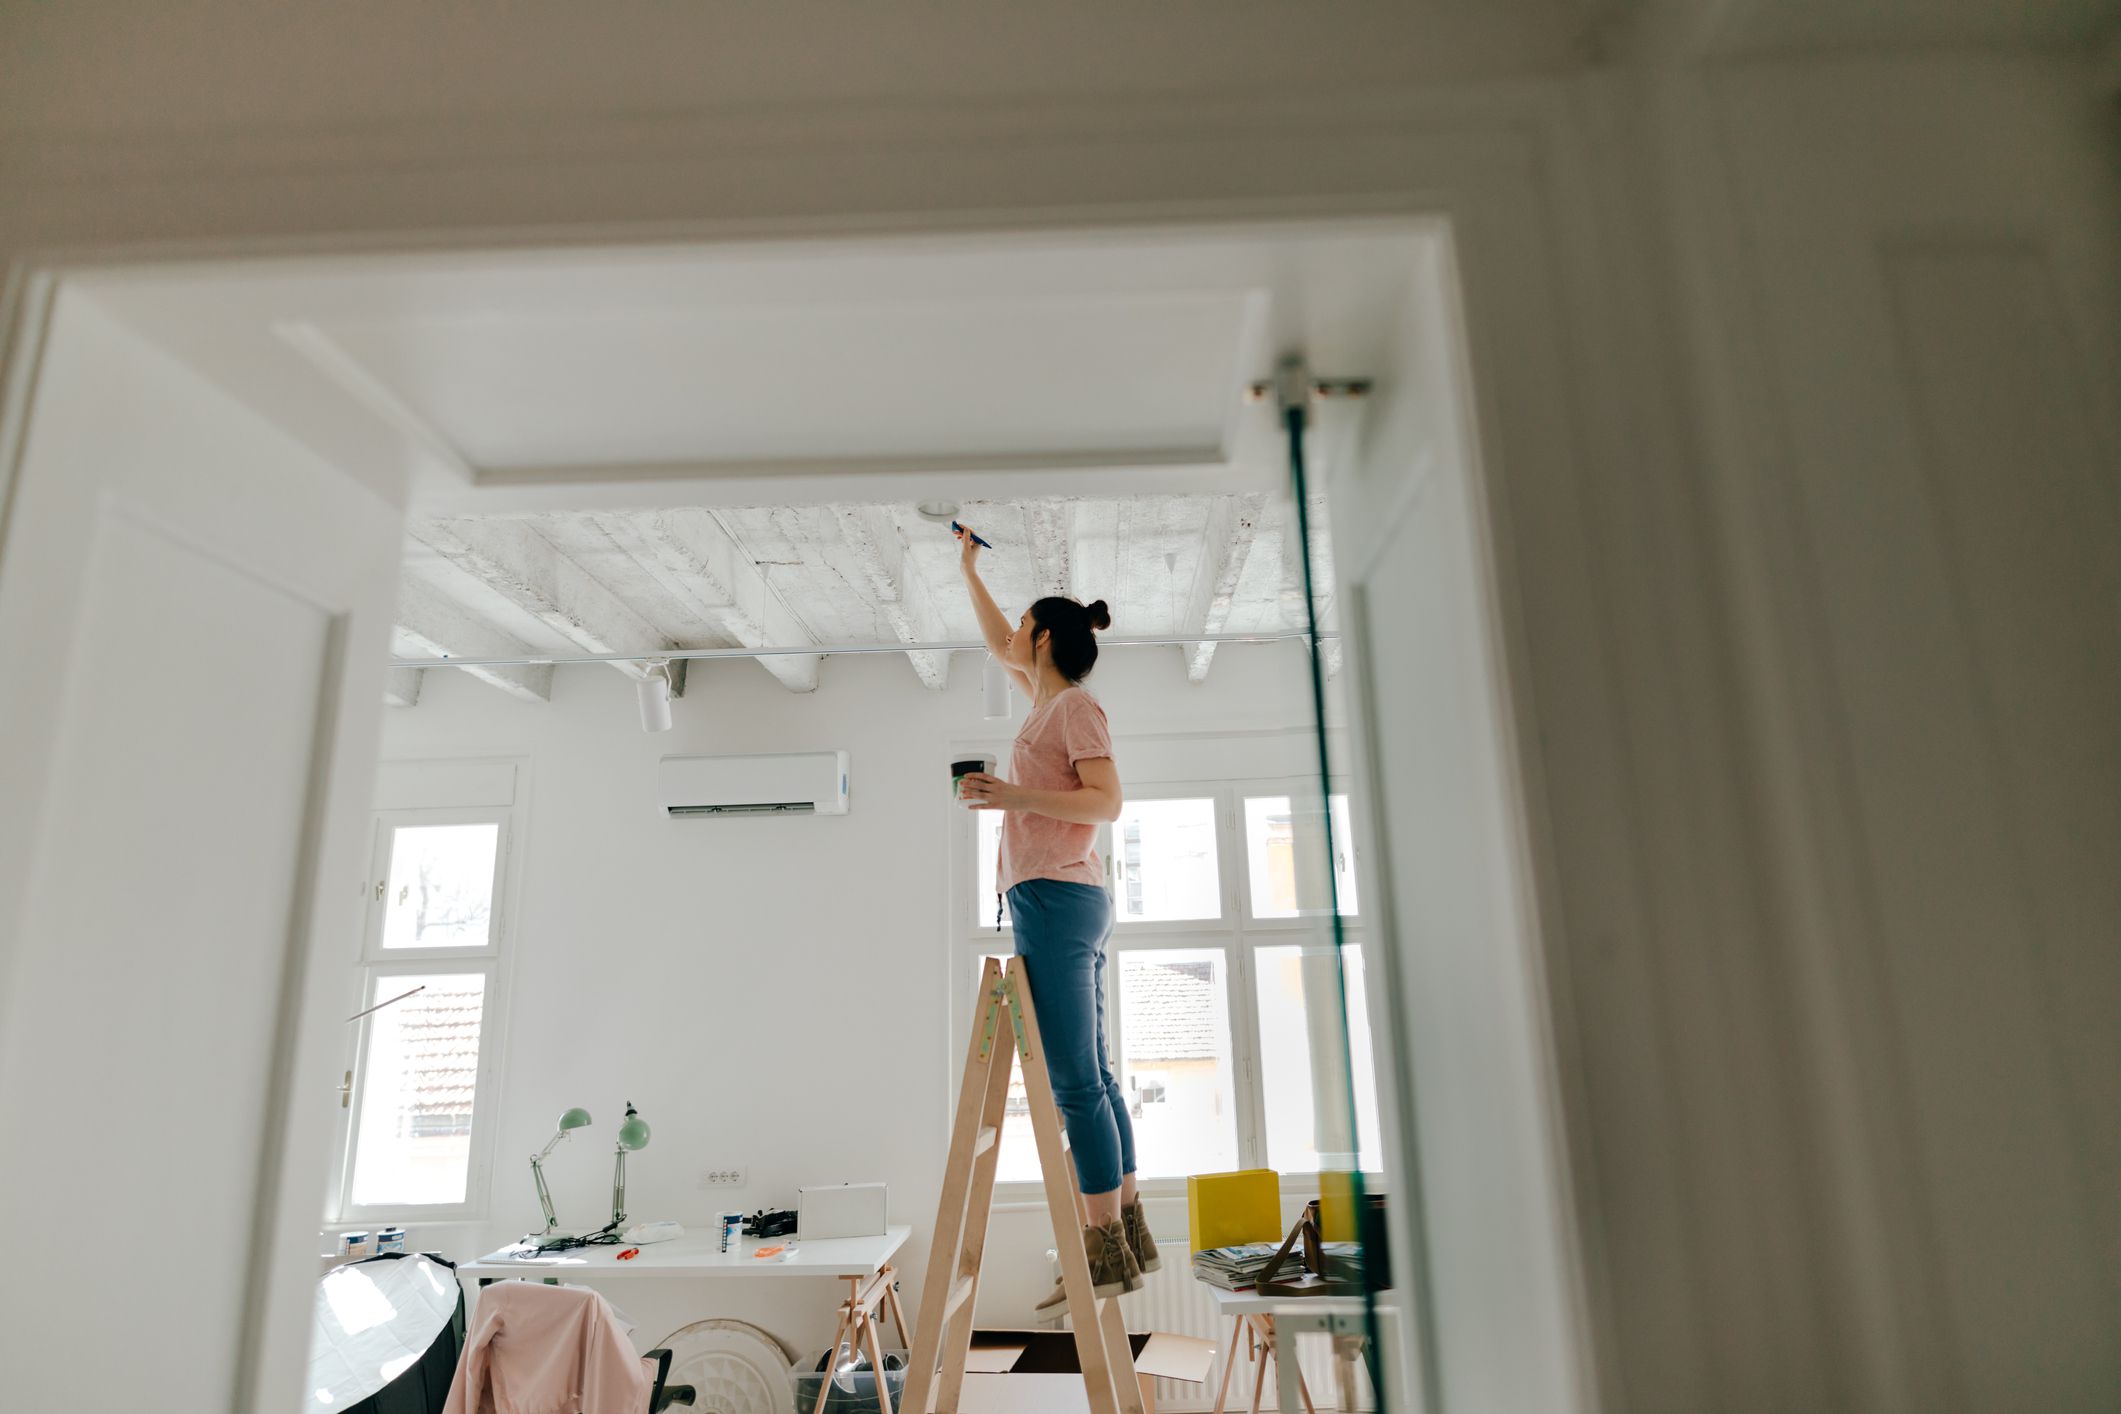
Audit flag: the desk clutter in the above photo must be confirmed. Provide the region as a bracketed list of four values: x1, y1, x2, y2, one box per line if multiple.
[1191, 1243, 1284, 1292]
[1185, 1167, 1390, 1295]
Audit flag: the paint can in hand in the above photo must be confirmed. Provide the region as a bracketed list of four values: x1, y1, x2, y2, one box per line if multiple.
[951, 757, 996, 806]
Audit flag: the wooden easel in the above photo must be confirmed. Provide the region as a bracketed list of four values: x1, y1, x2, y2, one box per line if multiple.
[815, 1264, 915, 1414]
[902, 957, 1146, 1414]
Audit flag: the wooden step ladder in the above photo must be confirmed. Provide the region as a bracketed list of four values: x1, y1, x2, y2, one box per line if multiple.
[902, 956, 1146, 1414]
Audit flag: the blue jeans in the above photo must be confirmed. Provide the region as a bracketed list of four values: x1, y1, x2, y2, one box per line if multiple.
[1006, 879, 1136, 1196]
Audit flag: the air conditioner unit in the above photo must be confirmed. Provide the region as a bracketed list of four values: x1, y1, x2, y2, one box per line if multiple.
[658, 751, 849, 817]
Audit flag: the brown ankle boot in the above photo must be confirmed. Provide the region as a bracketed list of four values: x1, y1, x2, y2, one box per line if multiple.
[1122, 1200, 1162, 1274]
[1033, 1220, 1143, 1320]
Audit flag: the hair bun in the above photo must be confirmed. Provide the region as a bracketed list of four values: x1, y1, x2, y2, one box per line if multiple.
[1086, 600, 1111, 631]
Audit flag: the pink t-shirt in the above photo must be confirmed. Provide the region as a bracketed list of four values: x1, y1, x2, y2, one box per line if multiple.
[997, 686, 1114, 895]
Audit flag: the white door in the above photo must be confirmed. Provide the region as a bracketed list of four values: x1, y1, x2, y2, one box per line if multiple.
[1323, 240, 1592, 1414]
[0, 288, 401, 1412]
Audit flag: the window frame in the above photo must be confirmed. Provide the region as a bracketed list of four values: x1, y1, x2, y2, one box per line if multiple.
[951, 766, 1373, 1200]
[328, 793, 522, 1226]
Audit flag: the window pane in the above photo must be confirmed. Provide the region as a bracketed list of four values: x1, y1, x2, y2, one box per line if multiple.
[350, 973, 487, 1207]
[973, 813, 1011, 930]
[381, 823, 500, 949]
[971, 954, 1041, 1183]
[1117, 949, 1239, 1176]
[1256, 944, 1380, 1172]
[1244, 795, 1359, 918]
[1114, 798, 1220, 923]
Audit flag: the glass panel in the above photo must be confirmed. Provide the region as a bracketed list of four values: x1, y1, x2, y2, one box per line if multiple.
[1113, 798, 1220, 923]
[973, 954, 1040, 1183]
[1244, 794, 1359, 918]
[1280, 365, 1379, 1355]
[350, 973, 487, 1207]
[973, 812, 1010, 930]
[380, 823, 500, 949]
[1116, 948, 1239, 1176]
[1256, 944, 1381, 1172]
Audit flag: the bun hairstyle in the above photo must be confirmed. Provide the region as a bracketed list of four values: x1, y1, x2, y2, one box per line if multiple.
[1029, 596, 1111, 682]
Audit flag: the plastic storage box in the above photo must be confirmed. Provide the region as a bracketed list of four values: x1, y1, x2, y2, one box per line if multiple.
[793, 1348, 908, 1414]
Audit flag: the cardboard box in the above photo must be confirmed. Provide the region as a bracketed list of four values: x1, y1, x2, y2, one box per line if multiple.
[957, 1329, 1217, 1414]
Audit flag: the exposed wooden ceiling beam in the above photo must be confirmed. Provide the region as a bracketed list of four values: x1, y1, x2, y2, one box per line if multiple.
[587, 508, 823, 693]
[1181, 493, 1267, 683]
[382, 666, 424, 709]
[835, 506, 951, 689]
[1024, 499, 1073, 600]
[1069, 499, 1121, 615]
[393, 574, 556, 703]
[409, 516, 679, 686]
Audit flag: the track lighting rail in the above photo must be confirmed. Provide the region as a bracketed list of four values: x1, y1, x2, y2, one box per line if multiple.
[391, 628, 1338, 672]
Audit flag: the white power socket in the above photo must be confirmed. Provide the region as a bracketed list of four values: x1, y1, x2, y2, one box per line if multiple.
[699, 1167, 747, 1188]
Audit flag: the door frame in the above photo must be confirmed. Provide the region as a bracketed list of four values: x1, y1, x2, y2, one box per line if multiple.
[0, 93, 1631, 1414]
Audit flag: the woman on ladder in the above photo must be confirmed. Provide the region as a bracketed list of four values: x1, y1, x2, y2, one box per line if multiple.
[954, 523, 1160, 1315]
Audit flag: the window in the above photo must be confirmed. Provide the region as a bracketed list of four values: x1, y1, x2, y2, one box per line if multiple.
[350, 972, 489, 1206]
[972, 811, 1009, 929]
[952, 768, 1375, 1191]
[971, 954, 1040, 1184]
[380, 823, 501, 948]
[1243, 795, 1359, 918]
[1113, 798, 1220, 922]
[1116, 949, 1239, 1175]
[1254, 944, 1381, 1172]
[335, 792, 516, 1223]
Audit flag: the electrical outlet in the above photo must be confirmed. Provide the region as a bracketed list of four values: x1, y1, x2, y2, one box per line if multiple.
[699, 1167, 747, 1188]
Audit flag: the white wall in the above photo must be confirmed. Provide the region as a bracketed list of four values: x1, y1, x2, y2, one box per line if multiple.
[1641, 48, 2121, 1412]
[0, 295, 402, 1412]
[3, 11, 2116, 1413]
[370, 641, 1329, 1354]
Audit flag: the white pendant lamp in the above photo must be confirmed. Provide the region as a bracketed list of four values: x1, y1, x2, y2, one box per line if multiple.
[636, 661, 675, 732]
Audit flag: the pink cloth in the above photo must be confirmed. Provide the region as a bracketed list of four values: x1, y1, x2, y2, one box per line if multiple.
[443, 1280, 650, 1414]
[997, 686, 1114, 894]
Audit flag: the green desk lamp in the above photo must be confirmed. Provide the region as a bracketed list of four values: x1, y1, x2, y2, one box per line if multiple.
[530, 1107, 592, 1249]
[609, 1102, 651, 1228]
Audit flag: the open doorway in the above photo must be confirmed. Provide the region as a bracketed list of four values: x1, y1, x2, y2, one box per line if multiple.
[0, 220, 1586, 1414]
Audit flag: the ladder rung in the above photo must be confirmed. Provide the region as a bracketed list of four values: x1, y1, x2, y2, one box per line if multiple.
[942, 1275, 976, 1320]
[973, 1126, 998, 1156]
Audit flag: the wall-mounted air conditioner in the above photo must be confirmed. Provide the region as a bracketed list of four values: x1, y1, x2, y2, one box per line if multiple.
[658, 751, 849, 817]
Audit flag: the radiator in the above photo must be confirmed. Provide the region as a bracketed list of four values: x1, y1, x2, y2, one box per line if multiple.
[1047, 1245, 1372, 1412]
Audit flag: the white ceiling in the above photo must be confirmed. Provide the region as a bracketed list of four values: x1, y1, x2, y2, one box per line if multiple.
[77, 223, 1419, 699]
[311, 291, 1258, 472]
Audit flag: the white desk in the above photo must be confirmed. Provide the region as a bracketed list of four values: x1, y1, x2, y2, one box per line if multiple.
[1201, 1286, 1369, 1414]
[461, 1226, 911, 1283]
[464, 1228, 916, 1414]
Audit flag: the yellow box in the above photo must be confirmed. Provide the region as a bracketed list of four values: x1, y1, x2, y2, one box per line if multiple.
[1317, 1170, 1360, 1242]
[1186, 1168, 1282, 1253]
